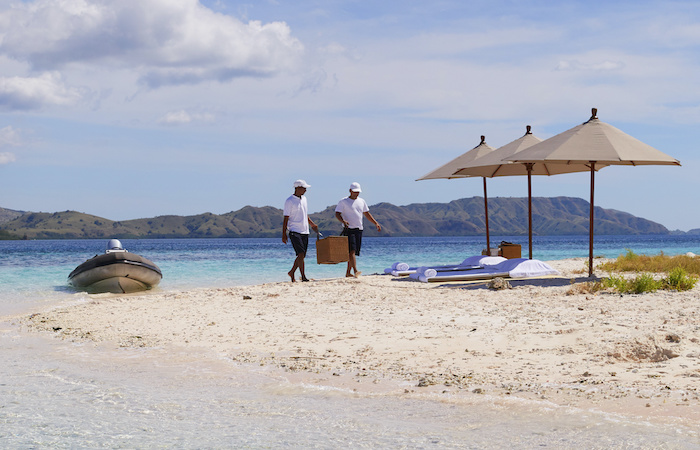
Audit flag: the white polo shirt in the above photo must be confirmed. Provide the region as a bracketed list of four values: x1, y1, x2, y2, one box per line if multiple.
[284, 194, 309, 234]
[335, 197, 369, 230]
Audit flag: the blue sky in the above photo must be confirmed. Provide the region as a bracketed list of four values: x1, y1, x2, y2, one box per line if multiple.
[0, 0, 698, 230]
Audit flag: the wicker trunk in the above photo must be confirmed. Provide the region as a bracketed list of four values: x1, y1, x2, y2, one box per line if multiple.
[499, 243, 522, 259]
[316, 236, 349, 264]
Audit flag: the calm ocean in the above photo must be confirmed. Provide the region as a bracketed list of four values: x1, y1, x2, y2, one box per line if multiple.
[2, 236, 700, 447]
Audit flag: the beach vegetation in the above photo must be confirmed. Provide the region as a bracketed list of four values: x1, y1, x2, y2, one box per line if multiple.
[599, 274, 629, 292]
[594, 250, 699, 293]
[662, 267, 698, 291]
[629, 273, 663, 294]
[599, 249, 700, 276]
[571, 269, 696, 295]
[593, 273, 661, 294]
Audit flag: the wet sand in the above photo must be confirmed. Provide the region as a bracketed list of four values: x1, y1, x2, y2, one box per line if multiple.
[19, 258, 700, 425]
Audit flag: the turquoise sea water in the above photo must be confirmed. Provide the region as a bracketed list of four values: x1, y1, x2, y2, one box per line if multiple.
[3, 235, 700, 313]
[2, 236, 700, 447]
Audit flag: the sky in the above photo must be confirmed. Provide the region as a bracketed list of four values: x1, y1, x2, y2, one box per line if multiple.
[0, 0, 699, 231]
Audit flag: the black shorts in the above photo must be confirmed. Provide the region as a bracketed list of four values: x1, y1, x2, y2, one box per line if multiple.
[289, 231, 309, 256]
[345, 228, 363, 256]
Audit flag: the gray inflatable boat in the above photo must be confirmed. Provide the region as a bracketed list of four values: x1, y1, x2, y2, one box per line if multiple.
[69, 239, 162, 294]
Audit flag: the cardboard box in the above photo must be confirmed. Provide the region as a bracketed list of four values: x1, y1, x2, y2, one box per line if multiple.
[316, 236, 349, 264]
[499, 243, 522, 259]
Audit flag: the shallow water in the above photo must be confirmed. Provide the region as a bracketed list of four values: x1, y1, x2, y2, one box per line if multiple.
[2, 324, 698, 448]
[2, 236, 700, 447]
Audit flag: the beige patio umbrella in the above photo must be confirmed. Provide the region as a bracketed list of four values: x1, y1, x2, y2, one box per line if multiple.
[417, 136, 496, 252]
[506, 108, 681, 276]
[451, 126, 603, 259]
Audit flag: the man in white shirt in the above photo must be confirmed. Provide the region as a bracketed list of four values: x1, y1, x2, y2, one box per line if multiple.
[282, 179, 318, 282]
[335, 182, 381, 277]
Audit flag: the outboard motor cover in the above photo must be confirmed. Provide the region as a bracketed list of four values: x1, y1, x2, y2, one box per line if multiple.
[106, 239, 125, 253]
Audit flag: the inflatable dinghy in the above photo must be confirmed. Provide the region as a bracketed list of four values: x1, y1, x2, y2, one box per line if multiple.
[69, 239, 162, 294]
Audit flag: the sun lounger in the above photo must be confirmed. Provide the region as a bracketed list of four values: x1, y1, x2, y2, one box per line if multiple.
[386, 255, 507, 277]
[415, 258, 559, 283]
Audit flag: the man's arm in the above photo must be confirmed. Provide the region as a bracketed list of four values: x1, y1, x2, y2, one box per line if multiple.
[282, 216, 289, 243]
[308, 217, 318, 233]
[335, 211, 348, 227]
[364, 211, 381, 232]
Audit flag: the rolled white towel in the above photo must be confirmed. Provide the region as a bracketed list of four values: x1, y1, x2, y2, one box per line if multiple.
[391, 262, 401, 270]
[423, 268, 438, 278]
[395, 262, 410, 272]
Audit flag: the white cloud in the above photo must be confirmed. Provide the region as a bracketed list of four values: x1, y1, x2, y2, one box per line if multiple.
[158, 109, 215, 125]
[0, 72, 86, 110]
[0, 152, 16, 164]
[555, 60, 626, 71]
[0, 125, 20, 164]
[0, 125, 21, 147]
[0, 0, 304, 88]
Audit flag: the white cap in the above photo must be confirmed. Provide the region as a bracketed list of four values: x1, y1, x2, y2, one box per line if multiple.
[349, 182, 362, 192]
[293, 179, 311, 188]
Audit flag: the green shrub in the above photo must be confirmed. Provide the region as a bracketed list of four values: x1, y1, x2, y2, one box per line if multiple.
[663, 267, 698, 291]
[600, 273, 662, 294]
[629, 273, 662, 294]
[601, 274, 629, 292]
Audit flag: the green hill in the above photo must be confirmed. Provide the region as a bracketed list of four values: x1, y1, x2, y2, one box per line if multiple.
[0, 196, 669, 240]
[0, 206, 23, 223]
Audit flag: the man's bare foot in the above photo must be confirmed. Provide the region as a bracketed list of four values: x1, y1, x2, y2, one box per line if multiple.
[288, 270, 295, 282]
[301, 277, 310, 282]
[353, 271, 362, 278]
[346, 273, 353, 278]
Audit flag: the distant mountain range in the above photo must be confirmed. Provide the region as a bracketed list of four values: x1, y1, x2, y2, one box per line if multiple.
[2, 196, 693, 240]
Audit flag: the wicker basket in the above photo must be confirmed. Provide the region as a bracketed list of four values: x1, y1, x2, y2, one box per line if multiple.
[316, 236, 349, 264]
[499, 243, 522, 259]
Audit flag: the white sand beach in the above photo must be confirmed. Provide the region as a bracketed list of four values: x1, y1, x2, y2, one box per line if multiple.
[19, 258, 700, 426]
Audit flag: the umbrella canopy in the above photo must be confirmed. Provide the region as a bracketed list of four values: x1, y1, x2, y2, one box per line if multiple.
[418, 135, 495, 180]
[506, 109, 681, 276]
[417, 136, 496, 251]
[453, 126, 605, 259]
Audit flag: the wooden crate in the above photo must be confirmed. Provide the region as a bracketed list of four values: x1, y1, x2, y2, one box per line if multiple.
[499, 243, 522, 259]
[316, 236, 349, 264]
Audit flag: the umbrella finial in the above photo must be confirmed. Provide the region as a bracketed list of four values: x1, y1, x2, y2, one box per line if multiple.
[591, 108, 598, 119]
[525, 125, 532, 135]
[480, 135, 486, 144]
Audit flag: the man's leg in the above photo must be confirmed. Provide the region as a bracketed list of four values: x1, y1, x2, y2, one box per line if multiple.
[346, 251, 356, 277]
[298, 252, 309, 281]
[288, 232, 302, 282]
[289, 254, 301, 282]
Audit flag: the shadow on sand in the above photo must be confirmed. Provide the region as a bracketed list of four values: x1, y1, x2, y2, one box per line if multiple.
[449, 276, 602, 290]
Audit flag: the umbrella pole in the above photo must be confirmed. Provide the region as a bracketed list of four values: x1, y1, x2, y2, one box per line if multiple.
[483, 177, 490, 254]
[526, 163, 533, 259]
[589, 162, 595, 277]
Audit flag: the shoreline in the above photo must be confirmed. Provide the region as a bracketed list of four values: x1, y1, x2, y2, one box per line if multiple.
[16, 258, 700, 427]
